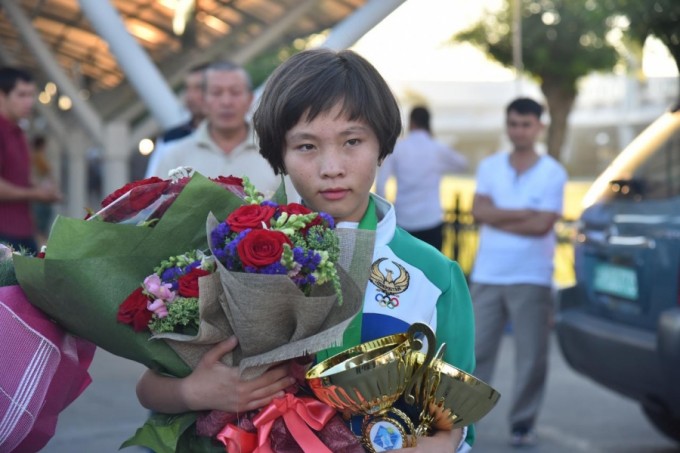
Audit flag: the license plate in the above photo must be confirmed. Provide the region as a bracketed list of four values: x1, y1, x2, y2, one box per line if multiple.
[593, 263, 638, 300]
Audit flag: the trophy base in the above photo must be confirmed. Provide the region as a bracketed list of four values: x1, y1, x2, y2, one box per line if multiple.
[361, 407, 416, 452]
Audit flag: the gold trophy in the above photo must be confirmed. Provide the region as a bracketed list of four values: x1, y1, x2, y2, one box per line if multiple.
[306, 323, 436, 452]
[407, 345, 501, 435]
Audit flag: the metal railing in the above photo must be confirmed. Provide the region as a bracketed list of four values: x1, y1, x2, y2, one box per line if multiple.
[442, 194, 578, 286]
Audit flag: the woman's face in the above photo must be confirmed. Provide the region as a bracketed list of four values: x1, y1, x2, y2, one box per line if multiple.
[283, 103, 380, 224]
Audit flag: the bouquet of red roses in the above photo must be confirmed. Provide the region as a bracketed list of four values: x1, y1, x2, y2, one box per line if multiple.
[15, 170, 376, 452]
[204, 177, 365, 379]
[14, 172, 251, 378]
[112, 177, 371, 452]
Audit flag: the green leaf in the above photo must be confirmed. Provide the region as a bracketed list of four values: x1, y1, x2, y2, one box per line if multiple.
[120, 412, 196, 453]
[272, 176, 288, 205]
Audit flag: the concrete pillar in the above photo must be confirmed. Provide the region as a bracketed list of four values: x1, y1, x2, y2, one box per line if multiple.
[65, 130, 91, 218]
[102, 121, 131, 197]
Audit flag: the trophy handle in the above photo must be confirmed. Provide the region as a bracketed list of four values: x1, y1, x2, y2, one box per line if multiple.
[433, 343, 447, 362]
[403, 322, 436, 405]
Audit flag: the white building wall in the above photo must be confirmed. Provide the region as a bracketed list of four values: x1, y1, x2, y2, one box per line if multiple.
[389, 75, 678, 177]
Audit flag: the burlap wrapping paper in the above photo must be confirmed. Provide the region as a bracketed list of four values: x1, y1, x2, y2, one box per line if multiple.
[150, 272, 234, 369]
[206, 213, 375, 379]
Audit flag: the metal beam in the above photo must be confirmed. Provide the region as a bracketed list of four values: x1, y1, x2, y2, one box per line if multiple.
[0, 0, 103, 142]
[78, 0, 185, 130]
[251, 0, 405, 103]
[322, 0, 407, 50]
[127, 0, 321, 145]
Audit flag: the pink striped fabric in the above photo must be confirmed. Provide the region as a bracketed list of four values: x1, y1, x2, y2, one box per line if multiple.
[0, 285, 96, 453]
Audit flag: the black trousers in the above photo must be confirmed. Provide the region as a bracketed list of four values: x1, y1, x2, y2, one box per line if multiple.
[407, 223, 443, 251]
[0, 234, 37, 255]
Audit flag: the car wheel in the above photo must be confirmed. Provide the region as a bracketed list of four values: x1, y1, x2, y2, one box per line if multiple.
[642, 404, 680, 443]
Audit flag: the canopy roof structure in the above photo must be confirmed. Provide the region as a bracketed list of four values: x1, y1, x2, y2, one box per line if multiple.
[0, 0, 404, 215]
[0, 0, 389, 127]
[1, 0, 361, 92]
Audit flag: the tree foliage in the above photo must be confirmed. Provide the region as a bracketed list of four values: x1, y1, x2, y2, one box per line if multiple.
[614, 0, 680, 75]
[245, 33, 324, 88]
[452, 0, 621, 161]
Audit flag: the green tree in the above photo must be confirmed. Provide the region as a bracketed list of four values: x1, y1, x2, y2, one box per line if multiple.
[245, 43, 301, 88]
[245, 33, 326, 88]
[614, 0, 680, 93]
[452, 0, 620, 161]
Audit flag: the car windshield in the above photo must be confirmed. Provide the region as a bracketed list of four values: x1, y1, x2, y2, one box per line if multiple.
[582, 109, 680, 208]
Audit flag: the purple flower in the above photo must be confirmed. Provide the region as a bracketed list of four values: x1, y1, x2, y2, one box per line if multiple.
[211, 222, 231, 248]
[161, 267, 183, 284]
[319, 212, 334, 228]
[218, 228, 251, 270]
[244, 261, 287, 275]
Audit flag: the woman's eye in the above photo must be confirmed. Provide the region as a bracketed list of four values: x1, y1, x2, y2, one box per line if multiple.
[346, 138, 361, 146]
[296, 143, 315, 152]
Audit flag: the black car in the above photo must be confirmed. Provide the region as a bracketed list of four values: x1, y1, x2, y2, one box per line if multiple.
[556, 103, 680, 443]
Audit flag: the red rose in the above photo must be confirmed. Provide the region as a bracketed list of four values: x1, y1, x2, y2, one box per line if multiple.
[237, 229, 292, 268]
[117, 287, 152, 332]
[279, 203, 322, 230]
[279, 203, 312, 216]
[211, 175, 243, 187]
[101, 177, 166, 208]
[212, 176, 246, 198]
[97, 179, 172, 223]
[227, 205, 277, 233]
[177, 268, 211, 298]
[128, 181, 171, 211]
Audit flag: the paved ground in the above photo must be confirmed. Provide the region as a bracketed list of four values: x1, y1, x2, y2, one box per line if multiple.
[42, 333, 679, 452]
[41, 349, 148, 452]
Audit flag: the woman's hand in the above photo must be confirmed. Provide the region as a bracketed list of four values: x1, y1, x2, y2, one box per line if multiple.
[137, 336, 296, 414]
[180, 336, 297, 412]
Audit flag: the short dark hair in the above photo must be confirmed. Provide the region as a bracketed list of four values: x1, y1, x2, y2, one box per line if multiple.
[410, 106, 431, 132]
[254, 48, 402, 175]
[205, 60, 252, 91]
[0, 67, 33, 95]
[506, 97, 543, 119]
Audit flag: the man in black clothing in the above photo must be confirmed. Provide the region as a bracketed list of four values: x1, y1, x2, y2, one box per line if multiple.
[145, 63, 207, 177]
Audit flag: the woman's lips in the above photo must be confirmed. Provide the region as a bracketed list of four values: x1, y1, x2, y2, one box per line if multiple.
[320, 189, 348, 201]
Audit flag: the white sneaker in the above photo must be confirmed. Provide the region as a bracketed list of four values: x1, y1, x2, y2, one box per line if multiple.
[509, 430, 536, 448]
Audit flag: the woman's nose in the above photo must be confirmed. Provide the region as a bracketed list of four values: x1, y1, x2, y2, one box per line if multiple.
[319, 151, 345, 178]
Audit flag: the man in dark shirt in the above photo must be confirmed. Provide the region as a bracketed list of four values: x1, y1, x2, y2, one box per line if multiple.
[0, 67, 61, 253]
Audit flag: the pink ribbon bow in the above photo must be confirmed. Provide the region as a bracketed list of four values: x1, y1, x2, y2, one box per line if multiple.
[217, 393, 336, 453]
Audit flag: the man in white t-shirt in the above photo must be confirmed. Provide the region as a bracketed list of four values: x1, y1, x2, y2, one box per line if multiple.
[470, 97, 567, 448]
[376, 106, 467, 250]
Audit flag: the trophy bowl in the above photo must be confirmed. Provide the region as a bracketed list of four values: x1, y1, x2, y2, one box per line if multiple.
[306, 331, 414, 415]
[408, 351, 501, 431]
